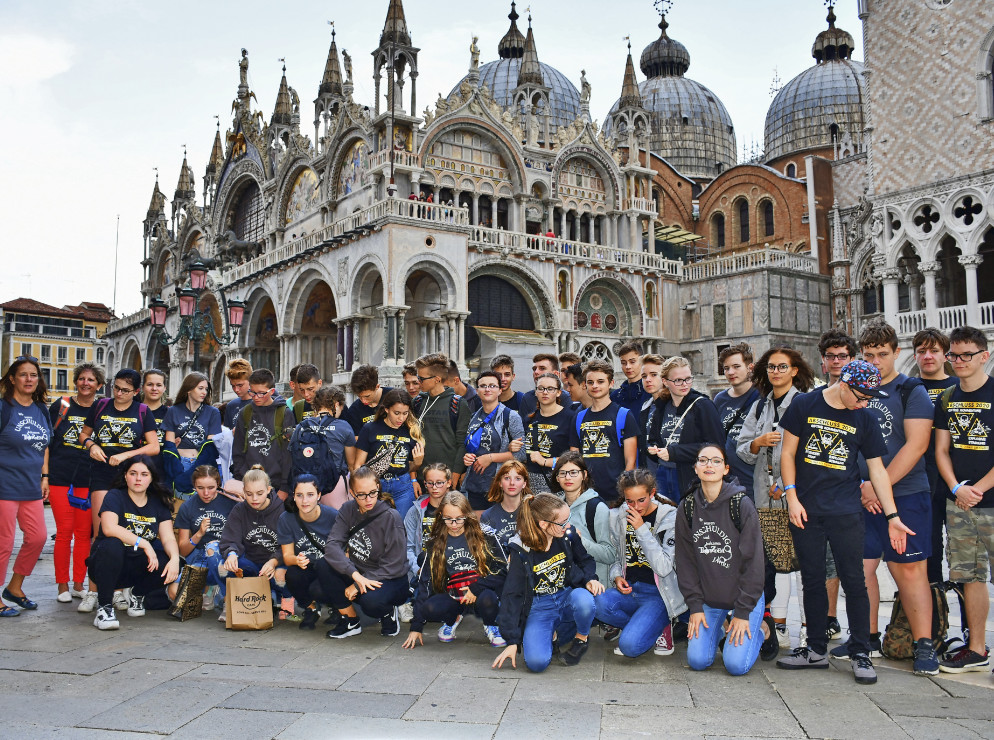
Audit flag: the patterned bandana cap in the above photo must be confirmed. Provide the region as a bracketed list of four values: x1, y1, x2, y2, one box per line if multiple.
[839, 360, 889, 398]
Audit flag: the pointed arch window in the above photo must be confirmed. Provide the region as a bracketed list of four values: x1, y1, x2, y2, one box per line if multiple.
[711, 213, 725, 249]
[763, 200, 775, 237]
[737, 199, 749, 243]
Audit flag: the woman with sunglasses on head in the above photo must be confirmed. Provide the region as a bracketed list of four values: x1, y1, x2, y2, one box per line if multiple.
[596, 469, 686, 659]
[77, 368, 160, 614]
[162, 372, 222, 502]
[480, 460, 531, 549]
[554, 452, 615, 584]
[48, 362, 104, 603]
[462, 371, 525, 512]
[646, 357, 724, 503]
[493, 492, 605, 672]
[321, 467, 409, 639]
[676, 444, 771, 674]
[524, 372, 574, 494]
[0, 356, 52, 616]
[353, 389, 425, 518]
[88, 455, 180, 630]
[279, 474, 338, 631]
[217, 465, 287, 622]
[736, 346, 816, 649]
[403, 491, 508, 649]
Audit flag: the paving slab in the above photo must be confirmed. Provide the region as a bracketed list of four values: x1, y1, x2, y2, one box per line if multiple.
[185, 661, 359, 690]
[601, 704, 806, 738]
[1, 724, 163, 739]
[515, 674, 692, 707]
[404, 673, 516, 723]
[494, 698, 602, 740]
[170, 707, 302, 739]
[891, 716, 993, 740]
[686, 665, 785, 710]
[221, 684, 417, 718]
[147, 640, 305, 667]
[777, 687, 913, 740]
[338, 643, 452, 694]
[21, 637, 154, 675]
[869, 692, 994, 722]
[277, 711, 497, 740]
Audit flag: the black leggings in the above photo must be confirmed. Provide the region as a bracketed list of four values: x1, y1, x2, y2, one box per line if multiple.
[285, 561, 342, 609]
[88, 538, 165, 608]
[316, 564, 409, 619]
[421, 589, 500, 627]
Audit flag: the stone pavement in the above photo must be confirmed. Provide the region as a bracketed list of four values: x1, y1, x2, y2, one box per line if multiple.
[3, 509, 994, 739]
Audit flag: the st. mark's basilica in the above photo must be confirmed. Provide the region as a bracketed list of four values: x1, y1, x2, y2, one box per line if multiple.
[104, 0, 994, 395]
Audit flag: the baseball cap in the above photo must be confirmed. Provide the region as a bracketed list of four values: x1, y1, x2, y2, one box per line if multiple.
[839, 360, 889, 398]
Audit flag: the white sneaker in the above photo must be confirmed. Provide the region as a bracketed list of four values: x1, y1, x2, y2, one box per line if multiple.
[57, 591, 72, 603]
[799, 626, 808, 649]
[437, 614, 463, 642]
[484, 625, 506, 647]
[112, 589, 130, 610]
[93, 605, 119, 630]
[218, 606, 227, 623]
[70, 587, 87, 599]
[398, 602, 414, 623]
[127, 592, 145, 618]
[775, 623, 790, 648]
[77, 591, 98, 613]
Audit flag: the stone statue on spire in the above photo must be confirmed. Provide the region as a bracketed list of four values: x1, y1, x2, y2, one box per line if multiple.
[342, 50, 353, 84]
[239, 49, 249, 88]
[580, 69, 591, 103]
[470, 35, 481, 71]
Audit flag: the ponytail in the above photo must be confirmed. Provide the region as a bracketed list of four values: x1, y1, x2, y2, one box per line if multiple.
[516, 492, 567, 550]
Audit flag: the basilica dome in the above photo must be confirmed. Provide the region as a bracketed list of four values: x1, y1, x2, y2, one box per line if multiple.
[602, 16, 736, 180]
[764, 7, 865, 161]
[449, 3, 581, 130]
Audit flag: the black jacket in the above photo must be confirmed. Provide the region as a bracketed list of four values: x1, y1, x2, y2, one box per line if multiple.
[410, 530, 508, 633]
[648, 388, 726, 496]
[497, 528, 598, 647]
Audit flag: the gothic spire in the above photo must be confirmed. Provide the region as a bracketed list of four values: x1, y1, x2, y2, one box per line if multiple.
[619, 41, 643, 109]
[320, 27, 343, 96]
[272, 64, 292, 125]
[174, 150, 195, 201]
[517, 13, 543, 86]
[380, 0, 411, 46]
[206, 124, 224, 176]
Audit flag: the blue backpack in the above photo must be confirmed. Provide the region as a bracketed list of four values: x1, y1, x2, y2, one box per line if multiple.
[574, 406, 629, 448]
[288, 414, 342, 494]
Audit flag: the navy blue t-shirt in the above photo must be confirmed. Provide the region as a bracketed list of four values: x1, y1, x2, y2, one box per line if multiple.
[714, 387, 761, 490]
[568, 402, 638, 502]
[356, 420, 416, 478]
[524, 407, 574, 479]
[277, 505, 338, 561]
[47, 397, 94, 487]
[934, 376, 994, 507]
[779, 389, 887, 516]
[175, 493, 237, 551]
[85, 399, 158, 452]
[96, 488, 172, 544]
[920, 376, 959, 496]
[0, 399, 51, 501]
[346, 387, 392, 436]
[481, 504, 518, 549]
[163, 403, 223, 451]
[223, 398, 250, 429]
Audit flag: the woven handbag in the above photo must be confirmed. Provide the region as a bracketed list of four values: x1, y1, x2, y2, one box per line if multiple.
[757, 501, 799, 574]
[168, 565, 209, 621]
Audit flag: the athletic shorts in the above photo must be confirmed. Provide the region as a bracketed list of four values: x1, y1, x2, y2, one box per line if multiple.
[863, 490, 931, 563]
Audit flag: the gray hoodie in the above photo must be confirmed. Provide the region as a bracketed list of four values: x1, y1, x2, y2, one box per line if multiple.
[674, 480, 764, 620]
[566, 488, 616, 584]
[735, 386, 800, 507]
[324, 499, 408, 582]
[608, 501, 687, 618]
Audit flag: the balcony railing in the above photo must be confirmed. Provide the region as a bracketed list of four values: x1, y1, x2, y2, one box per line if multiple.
[468, 226, 683, 275]
[2, 322, 95, 339]
[105, 308, 149, 335]
[897, 301, 994, 336]
[624, 197, 657, 213]
[368, 149, 420, 170]
[682, 248, 817, 282]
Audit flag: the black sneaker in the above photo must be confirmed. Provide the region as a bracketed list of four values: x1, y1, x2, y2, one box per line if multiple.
[830, 633, 882, 659]
[760, 616, 780, 662]
[324, 611, 341, 627]
[299, 607, 319, 631]
[602, 625, 621, 642]
[326, 618, 362, 639]
[380, 606, 400, 637]
[826, 617, 842, 641]
[560, 637, 589, 666]
[939, 647, 990, 673]
[912, 637, 939, 676]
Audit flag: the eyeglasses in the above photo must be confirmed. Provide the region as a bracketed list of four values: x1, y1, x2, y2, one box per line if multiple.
[352, 490, 380, 500]
[556, 469, 582, 479]
[113, 385, 136, 394]
[477, 384, 499, 390]
[441, 516, 467, 525]
[416, 375, 435, 382]
[847, 386, 874, 402]
[767, 364, 792, 373]
[666, 377, 694, 385]
[425, 480, 448, 488]
[696, 456, 725, 466]
[824, 353, 850, 362]
[249, 389, 272, 397]
[946, 350, 985, 362]
[544, 519, 570, 530]
[535, 386, 560, 393]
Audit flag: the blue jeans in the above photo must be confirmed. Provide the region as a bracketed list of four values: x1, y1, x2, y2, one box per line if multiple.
[686, 595, 765, 676]
[595, 580, 669, 657]
[183, 539, 224, 588]
[656, 465, 681, 503]
[522, 587, 595, 673]
[382, 476, 416, 519]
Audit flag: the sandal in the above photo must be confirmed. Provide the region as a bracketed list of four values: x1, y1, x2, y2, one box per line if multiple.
[0, 606, 20, 617]
[2, 588, 37, 610]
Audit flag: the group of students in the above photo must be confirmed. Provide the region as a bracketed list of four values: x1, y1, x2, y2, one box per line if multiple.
[0, 319, 991, 682]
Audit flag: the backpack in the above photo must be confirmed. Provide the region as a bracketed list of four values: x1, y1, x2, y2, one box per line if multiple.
[574, 406, 628, 448]
[52, 396, 72, 433]
[680, 489, 745, 532]
[937, 384, 957, 413]
[881, 583, 950, 660]
[896, 377, 924, 411]
[240, 403, 290, 453]
[288, 415, 342, 494]
[0, 398, 52, 436]
[584, 498, 605, 544]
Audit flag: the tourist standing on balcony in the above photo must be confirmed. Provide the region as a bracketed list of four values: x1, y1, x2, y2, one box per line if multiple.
[462, 371, 525, 512]
[345, 365, 391, 437]
[569, 360, 638, 504]
[610, 342, 650, 416]
[76, 368, 160, 614]
[48, 362, 104, 603]
[646, 357, 724, 502]
[523, 372, 573, 494]
[935, 327, 994, 673]
[736, 346, 815, 651]
[0, 356, 51, 617]
[714, 344, 760, 492]
[491, 355, 523, 412]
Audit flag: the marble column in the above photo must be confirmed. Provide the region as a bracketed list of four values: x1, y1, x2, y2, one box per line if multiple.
[906, 274, 921, 312]
[920, 262, 940, 328]
[472, 193, 479, 226]
[397, 309, 407, 363]
[336, 322, 346, 371]
[960, 254, 984, 326]
[881, 268, 901, 328]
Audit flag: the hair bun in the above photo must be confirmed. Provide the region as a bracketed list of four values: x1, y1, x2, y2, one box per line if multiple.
[250, 464, 265, 471]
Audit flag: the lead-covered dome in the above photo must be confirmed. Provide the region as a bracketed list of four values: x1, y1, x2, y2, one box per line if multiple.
[603, 16, 736, 179]
[449, 3, 581, 130]
[764, 7, 865, 161]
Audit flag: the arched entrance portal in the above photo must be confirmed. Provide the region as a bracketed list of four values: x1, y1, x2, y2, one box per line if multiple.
[248, 297, 280, 372]
[297, 281, 338, 374]
[465, 275, 535, 358]
[405, 270, 445, 358]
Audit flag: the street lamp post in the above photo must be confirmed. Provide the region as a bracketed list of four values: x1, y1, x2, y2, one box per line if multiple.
[149, 256, 245, 374]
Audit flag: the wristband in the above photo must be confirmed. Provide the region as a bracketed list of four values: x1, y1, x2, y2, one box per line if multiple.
[885, 512, 898, 521]
[783, 484, 796, 491]
[952, 482, 966, 496]
[41, 473, 48, 479]
[84, 439, 95, 447]
[133, 537, 143, 551]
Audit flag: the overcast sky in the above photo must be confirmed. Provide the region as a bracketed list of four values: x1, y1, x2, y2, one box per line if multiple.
[0, 0, 861, 316]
